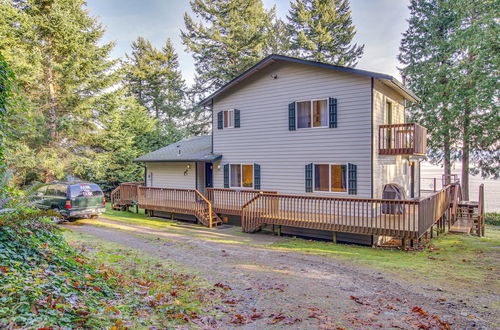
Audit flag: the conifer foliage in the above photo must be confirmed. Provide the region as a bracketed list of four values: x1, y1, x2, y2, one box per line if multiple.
[287, 0, 364, 66]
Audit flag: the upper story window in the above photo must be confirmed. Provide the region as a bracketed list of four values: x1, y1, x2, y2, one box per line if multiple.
[230, 164, 253, 188]
[223, 110, 234, 128]
[217, 109, 240, 129]
[297, 99, 328, 129]
[314, 164, 347, 193]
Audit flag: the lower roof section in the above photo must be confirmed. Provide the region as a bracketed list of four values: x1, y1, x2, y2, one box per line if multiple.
[133, 135, 222, 163]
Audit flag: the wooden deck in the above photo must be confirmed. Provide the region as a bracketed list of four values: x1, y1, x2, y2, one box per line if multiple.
[110, 182, 484, 248]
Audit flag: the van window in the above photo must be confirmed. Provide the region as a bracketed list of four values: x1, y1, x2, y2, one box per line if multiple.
[69, 184, 103, 198]
[46, 184, 67, 197]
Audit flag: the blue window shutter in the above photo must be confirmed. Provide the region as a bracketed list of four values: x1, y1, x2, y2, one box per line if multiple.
[305, 163, 313, 192]
[348, 163, 357, 195]
[217, 111, 223, 129]
[254, 163, 260, 190]
[234, 109, 240, 128]
[288, 102, 296, 131]
[329, 98, 337, 128]
[223, 164, 229, 188]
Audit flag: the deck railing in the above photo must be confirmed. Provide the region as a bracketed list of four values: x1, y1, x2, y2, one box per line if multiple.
[110, 181, 143, 207]
[417, 185, 452, 235]
[206, 188, 278, 215]
[242, 186, 454, 240]
[242, 194, 421, 238]
[137, 186, 216, 227]
[379, 123, 427, 156]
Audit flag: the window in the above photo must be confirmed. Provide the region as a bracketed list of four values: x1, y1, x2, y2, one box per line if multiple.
[297, 99, 328, 129]
[223, 110, 234, 128]
[314, 164, 347, 192]
[69, 184, 103, 198]
[230, 164, 253, 188]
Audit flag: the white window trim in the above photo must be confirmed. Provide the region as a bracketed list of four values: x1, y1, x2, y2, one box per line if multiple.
[296, 98, 329, 130]
[224, 109, 235, 128]
[312, 163, 349, 194]
[229, 163, 254, 189]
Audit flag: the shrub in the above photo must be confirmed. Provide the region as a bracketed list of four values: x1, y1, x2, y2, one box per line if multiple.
[485, 213, 500, 226]
[0, 207, 119, 328]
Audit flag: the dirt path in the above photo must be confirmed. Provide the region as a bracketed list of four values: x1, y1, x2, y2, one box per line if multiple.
[64, 217, 490, 329]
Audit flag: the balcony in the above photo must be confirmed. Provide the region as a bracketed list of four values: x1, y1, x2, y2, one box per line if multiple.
[379, 123, 427, 156]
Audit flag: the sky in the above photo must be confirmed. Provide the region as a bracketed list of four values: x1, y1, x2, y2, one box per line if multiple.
[86, 0, 411, 85]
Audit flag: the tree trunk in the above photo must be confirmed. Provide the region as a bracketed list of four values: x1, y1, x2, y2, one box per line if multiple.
[47, 64, 57, 142]
[443, 135, 451, 185]
[462, 117, 470, 201]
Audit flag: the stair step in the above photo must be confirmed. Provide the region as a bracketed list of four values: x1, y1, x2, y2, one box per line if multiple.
[450, 219, 474, 234]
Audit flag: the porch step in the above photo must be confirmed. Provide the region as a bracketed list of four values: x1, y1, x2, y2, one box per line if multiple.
[450, 219, 474, 234]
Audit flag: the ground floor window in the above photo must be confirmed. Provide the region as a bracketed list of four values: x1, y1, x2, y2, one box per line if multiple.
[314, 164, 347, 192]
[230, 164, 253, 188]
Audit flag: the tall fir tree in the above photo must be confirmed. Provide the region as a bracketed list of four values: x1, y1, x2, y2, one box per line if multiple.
[399, 0, 460, 185]
[181, 0, 275, 94]
[287, 0, 364, 66]
[448, 0, 499, 199]
[124, 37, 185, 128]
[399, 0, 499, 199]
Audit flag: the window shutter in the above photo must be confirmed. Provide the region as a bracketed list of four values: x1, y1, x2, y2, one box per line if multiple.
[234, 109, 240, 128]
[288, 102, 296, 131]
[305, 163, 313, 192]
[348, 163, 357, 195]
[223, 164, 229, 188]
[254, 163, 261, 190]
[217, 111, 223, 130]
[329, 97, 337, 128]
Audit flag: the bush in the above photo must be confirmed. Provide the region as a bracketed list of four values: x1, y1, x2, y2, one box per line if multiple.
[485, 213, 500, 226]
[0, 207, 119, 328]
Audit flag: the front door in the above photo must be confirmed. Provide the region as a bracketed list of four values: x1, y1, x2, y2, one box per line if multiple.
[205, 163, 213, 188]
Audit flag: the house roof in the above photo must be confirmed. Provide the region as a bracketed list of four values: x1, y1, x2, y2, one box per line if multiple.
[134, 135, 221, 163]
[199, 54, 420, 106]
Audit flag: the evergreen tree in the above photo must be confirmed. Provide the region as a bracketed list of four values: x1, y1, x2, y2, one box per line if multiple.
[181, 0, 274, 94]
[399, 0, 460, 185]
[0, 53, 14, 174]
[399, 0, 499, 199]
[287, 0, 364, 66]
[124, 37, 185, 128]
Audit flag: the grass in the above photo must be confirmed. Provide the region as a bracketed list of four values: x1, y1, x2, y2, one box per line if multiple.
[99, 207, 500, 304]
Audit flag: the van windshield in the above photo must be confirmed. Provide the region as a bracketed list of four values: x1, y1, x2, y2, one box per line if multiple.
[69, 184, 103, 198]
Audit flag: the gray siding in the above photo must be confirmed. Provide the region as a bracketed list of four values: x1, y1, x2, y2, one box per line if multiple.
[145, 162, 196, 189]
[213, 62, 373, 197]
[372, 79, 415, 198]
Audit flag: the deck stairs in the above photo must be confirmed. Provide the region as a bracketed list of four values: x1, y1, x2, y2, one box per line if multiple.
[450, 202, 481, 235]
[196, 208, 223, 228]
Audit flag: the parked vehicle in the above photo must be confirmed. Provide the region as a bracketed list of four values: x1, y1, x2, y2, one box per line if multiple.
[35, 182, 106, 219]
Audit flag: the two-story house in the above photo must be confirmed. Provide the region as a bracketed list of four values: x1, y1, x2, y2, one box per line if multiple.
[132, 55, 428, 244]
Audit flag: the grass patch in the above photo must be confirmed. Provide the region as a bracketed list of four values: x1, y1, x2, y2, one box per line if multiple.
[271, 226, 500, 296]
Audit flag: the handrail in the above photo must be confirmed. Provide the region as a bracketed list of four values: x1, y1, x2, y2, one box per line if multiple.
[137, 186, 215, 228]
[195, 190, 213, 228]
[206, 188, 278, 215]
[417, 185, 452, 237]
[478, 184, 485, 236]
[379, 123, 427, 155]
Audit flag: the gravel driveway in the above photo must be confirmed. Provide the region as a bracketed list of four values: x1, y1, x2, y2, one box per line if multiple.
[64, 217, 493, 329]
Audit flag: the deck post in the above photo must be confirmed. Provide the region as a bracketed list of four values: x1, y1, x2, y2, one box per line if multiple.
[430, 226, 434, 239]
[135, 204, 139, 214]
[401, 238, 407, 251]
[277, 225, 282, 237]
[332, 231, 337, 244]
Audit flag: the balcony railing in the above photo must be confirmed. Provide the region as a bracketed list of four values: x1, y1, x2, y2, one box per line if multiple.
[379, 123, 427, 156]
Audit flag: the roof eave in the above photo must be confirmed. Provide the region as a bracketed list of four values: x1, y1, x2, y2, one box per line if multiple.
[133, 154, 223, 163]
[198, 54, 420, 106]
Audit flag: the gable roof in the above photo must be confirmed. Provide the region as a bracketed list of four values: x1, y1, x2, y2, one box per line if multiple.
[199, 54, 419, 106]
[134, 135, 221, 163]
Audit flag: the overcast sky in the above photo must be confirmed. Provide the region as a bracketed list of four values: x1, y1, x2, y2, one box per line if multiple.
[86, 0, 411, 84]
